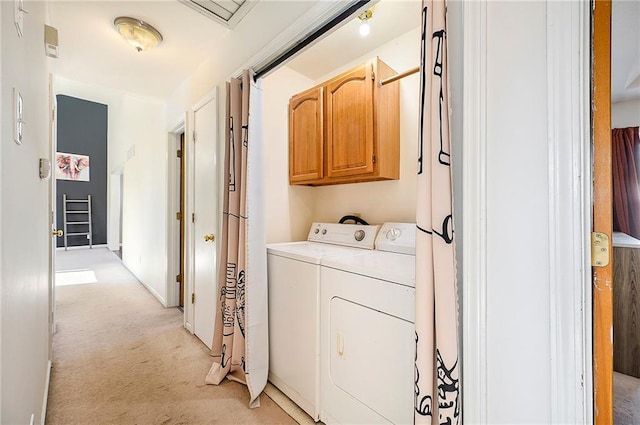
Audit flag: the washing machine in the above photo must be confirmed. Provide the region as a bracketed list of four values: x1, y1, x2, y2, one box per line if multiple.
[266, 222, 380, 421]
[320, 222, 416, 425]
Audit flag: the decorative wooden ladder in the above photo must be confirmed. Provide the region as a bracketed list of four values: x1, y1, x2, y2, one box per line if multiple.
[63, 194, 93, 250]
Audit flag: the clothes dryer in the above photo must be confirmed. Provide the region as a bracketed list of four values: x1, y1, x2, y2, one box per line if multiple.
[320, 222, 416, 425]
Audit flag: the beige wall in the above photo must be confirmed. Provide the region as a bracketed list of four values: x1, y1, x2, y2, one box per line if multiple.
[1, 1, 52, 423]
[262, 67, 316, 243]
[262, 27, 420, 242]
[612, 98, 640, 128]
[54, 78, 169, 305]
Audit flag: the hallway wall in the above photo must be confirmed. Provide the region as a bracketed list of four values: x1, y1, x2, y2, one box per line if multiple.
[55, 78, 168, 305]
[1, 1, 52, 423]
[55, 95, 108, 248]
[612, 99, 640, 128]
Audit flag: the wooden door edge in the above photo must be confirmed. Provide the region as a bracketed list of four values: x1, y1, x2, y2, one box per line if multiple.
[592, 1, 613, 423]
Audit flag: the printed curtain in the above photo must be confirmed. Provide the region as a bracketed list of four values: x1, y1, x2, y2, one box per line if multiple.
[205, 70, 269, 408]
[414, 0, 460, 423]
[612, 127, 640, 240]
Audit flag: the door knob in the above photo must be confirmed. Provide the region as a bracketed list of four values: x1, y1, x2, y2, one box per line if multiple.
[204, 234, 215, 242]
[53, 229, 63, 237]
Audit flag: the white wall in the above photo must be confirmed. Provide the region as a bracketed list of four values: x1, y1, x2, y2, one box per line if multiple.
[612, 98, 640, 128]
[55, 78, 169, 305]
[485, 4, 551, 420]
[262, 66, 316, 243]
[164, 1, 344, 319]
[166, 1, 318, 124]
[311, 28, 421, 225]
[1, 1, 52, 423]
[462, 1, 591, 422]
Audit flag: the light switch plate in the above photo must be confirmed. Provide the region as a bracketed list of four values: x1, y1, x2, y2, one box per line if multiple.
[14, 0, 24, 38]
[14, 88, 23, 145]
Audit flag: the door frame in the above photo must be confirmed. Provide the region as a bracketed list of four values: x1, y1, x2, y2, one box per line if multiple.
[167, 115, 186, 310]
[592, 1, 613, 423]
[460, 1, 593, 422]
[48, 73, 58, 347]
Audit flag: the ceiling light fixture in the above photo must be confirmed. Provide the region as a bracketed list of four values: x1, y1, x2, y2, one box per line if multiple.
[114, 17, 163, 52]
[358, 7, 374, 37]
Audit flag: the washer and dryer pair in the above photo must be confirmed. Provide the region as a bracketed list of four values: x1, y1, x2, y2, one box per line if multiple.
[267, 222, 416, 424]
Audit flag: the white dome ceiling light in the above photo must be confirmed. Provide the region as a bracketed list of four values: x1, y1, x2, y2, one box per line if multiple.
[114, 17, 163, 52]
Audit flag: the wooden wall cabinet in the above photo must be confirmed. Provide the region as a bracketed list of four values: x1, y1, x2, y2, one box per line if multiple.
[288, 57, 400, 186]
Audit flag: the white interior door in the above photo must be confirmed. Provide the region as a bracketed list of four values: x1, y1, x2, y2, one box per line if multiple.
[192, 93, 218, 349]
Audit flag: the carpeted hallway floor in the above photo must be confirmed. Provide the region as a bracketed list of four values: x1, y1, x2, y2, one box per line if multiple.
[47, 248, 297, 425]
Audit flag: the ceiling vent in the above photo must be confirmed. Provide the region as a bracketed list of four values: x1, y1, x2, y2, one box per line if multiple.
[177, 0, 258, 29]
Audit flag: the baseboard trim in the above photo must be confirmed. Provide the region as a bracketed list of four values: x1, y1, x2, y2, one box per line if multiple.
[55, 244, 107, 251]
[121, 261, 168, 307]
[41, 360, 52, 424]
[263, 382, 315, 425]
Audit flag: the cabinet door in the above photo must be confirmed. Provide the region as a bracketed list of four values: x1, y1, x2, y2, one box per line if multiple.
[326, 63, 374, 178]
[289, 87, 324, 183]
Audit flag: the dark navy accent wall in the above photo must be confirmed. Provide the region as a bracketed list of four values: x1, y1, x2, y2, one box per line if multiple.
[56, 95, 108, 247]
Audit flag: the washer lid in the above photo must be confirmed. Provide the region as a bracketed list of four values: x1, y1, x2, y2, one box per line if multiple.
[322, 250, 416, 288]
[267, 241, 368, 264]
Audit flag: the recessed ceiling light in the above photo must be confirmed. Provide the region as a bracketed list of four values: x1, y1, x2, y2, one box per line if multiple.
[114, 17, 163, 52]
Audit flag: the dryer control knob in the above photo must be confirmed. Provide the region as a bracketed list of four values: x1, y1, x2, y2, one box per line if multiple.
[314, 228, 319, 234]
[387, 228, 402, 241]
[322, 229, 327, 235]
[354, 229, 365, 241]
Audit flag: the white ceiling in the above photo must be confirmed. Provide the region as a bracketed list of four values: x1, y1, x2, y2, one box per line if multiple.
[612, 0, 640, 103]
[49, 0, 419, 99]
[49, 1, 231, 99]
[286, 0, 421, 81]
[49, 0, 637, 103]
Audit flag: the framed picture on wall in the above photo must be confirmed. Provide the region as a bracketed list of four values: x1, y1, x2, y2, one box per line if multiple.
[55, 152, 90, 182]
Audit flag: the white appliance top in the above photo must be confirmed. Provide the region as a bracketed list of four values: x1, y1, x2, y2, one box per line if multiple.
[375, 222, 416, 255]
[267, 241, 367, 265]
[307, 222, 380, 249]
[322, 250, 416, 288]
[613, 231, 640, 248]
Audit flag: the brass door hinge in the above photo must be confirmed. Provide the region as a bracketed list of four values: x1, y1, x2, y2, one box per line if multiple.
[176, 149, 182, 158]
[372, 154, 376, 164]
[176, 211, 182, 221]
[591, 232, 610, 267]
[191, 293, 195, 304]
[192, 213, 195, 223]
[176, 274, 182, 283]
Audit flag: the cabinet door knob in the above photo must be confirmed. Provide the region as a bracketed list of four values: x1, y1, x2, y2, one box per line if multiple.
[204, 234, 215, 242]
[53, 229, 63, 237]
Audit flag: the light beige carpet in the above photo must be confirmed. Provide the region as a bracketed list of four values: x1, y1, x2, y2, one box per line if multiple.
[615, 371, 640, 425]
[47, 248, 296, 425]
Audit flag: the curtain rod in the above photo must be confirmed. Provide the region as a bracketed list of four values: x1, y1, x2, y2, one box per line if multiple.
[253, 0, 372, 81]
[379, 66, 420, 86]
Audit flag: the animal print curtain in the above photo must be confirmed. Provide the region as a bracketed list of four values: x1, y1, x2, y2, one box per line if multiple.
[414, 0, 460, 423]
[205, 70, 269, 408]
